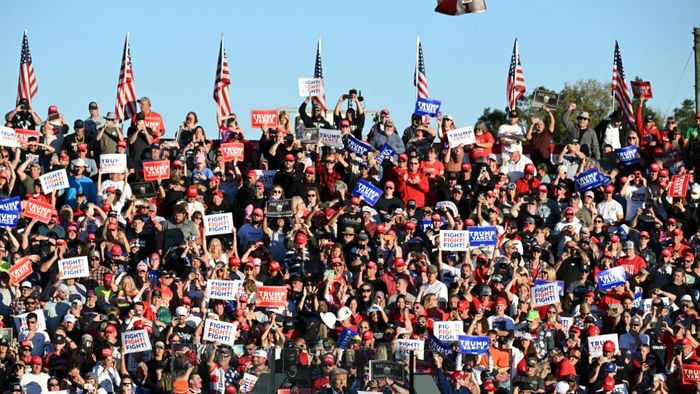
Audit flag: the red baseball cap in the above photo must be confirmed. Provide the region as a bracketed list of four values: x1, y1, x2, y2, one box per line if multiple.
[101, 348, 113, 358]
[30, 356, 43, 365]
[228, 256, 241, 267]
[341, 119, 350, 127]
[538, 185, 548, 193]
[605, 184, 615, 193]
[659, 169, 669, 177]
[649, 163, 660, 172]
[305, 166, 315, 174]
[104, 324, 117, 334]
[253, 208, 264, 217]
[187, 185, 198, 198]
[603, 340, 615, 352]
[461, 163, 472, 171]
[362, 331, 373, 341]
[110, 245, 122, 256]
[587, 325, 600, 336]
[610, 235, 620, 243]
[524, 163, 535, 174]
[393, 258, 406, 268]
[322, 354, 335, 366]
[294, 232, 308, 245]
[284, 154, 295, 162]
[268, 261, 282, 272]
[117, 140, 127, 148]
[639, 231, 650, 239]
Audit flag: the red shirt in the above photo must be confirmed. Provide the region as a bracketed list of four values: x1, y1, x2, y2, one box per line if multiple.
[469, 132, 495, 162]
[555, 357, 577, 380]
[133, 111, 165, 138]
[616, 255, 646, 276]
[515, 176, 542, 197]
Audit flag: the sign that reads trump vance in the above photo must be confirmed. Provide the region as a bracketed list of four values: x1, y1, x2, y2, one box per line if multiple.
[574, 168, 604, 192]
[587, 334, 619, 358]
[250, 110, 278, 128]
[0, 196, 20, 212]
[220, 142, 245, 162]
[206, 279, 238, 301]
[204, 213, 233, 236]
[143, 160, 170, 181]
[58, 256, 89, 279]
[466, 226, 497, 247]
[23, 198, 54, 223]
[8, 257, 33, 284]
[352, 179, 383, 206]
[121, 329, 152, 354]
[0, 210, 19, 228]
[446, 126, 476, 147]
[439, 230, 469, 251]
[457, 335, 491, 355]
[414, 98, 441, 117]
[40, 169, 69, 194]
[318, 128, 344, 149]
[597, 266, 627, 292]
[0, 126, 19, 148]
[203, 319, 238, 346]
[100, 154, 127, 174]
[344, 135, 372, 157]
[532, 281, 560, 307]
[256, 286, 287, 308]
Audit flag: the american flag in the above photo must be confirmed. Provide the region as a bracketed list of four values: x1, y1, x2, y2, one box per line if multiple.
[313, 38, 326, 112]
[213, 34, 231, 120]
[506, 38, 526, 111]
[17, 31, 38, 105]
[612, 41, 636, 130]
[415, 37, 429, 99]
[115, 33, 137, 122]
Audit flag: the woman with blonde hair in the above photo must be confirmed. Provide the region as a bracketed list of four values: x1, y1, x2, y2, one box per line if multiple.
[204, 238, 227, 269]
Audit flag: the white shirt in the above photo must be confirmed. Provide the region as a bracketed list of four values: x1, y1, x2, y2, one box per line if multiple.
[500, 155, 533, 181]
[603, 124, 622, 150]
[596, 199, 624, 226]
[553, 218, 583, 235]
[21, 372, 50, 394]
[423, 280, 449, 304]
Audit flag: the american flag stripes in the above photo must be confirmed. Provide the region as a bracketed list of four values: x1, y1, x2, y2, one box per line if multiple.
[115, 33, 137, 122]
[612, 41, 636, 130]
[213, 34, 232, 120]
[313, 38, 326, 112]
[17, 30, 38, 105]
[506, 38, 526, 111]
[415, 37, 429, 99]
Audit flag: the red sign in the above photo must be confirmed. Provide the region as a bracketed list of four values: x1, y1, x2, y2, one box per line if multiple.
[220, 142, 245, 162]
[250, 110, 278, 128]
[669, 174, 692, 198]
[682, 364, 700, 385]
[143, 160, 171, 181]
[256, 286, 287, 308]
[8, 257, 33, 284]
[630, 81, 653, 99]
[23, 198, 54, 223]
[14, 128, 41, 144]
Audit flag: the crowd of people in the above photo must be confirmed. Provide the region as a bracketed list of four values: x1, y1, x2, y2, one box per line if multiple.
[1, 90, 700, 394]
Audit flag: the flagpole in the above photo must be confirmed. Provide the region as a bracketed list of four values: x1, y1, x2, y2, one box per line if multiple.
[415, 36, 420, 100]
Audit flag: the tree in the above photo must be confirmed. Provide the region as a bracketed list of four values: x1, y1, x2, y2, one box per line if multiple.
[476, 107, 508, 136]
[556, 79, 612, 143]
[672, 99, 696, 133]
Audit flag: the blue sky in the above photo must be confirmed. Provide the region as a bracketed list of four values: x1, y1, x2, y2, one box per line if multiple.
[1, 1, 698, 140]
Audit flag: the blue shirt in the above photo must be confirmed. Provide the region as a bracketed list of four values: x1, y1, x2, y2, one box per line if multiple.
[63, 175, 97, 207]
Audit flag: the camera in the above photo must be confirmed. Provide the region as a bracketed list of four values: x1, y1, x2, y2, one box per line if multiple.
[673, 344, 683, 356]
[20, 105, 29, 111]
[342, 89, 363, 102]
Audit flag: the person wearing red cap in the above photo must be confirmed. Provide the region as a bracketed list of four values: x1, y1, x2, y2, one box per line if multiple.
[333, 91, 365, 139]
[635, 97, 663, 158]
[238, 207, 266, 251]
[272, 153, 298, 196]
[20, 355, 50, 393]
[514, 163, 542, 197]
[396, 155, 429, 208]
[432, 353, 475, 394]
[597, 184, 624, 230]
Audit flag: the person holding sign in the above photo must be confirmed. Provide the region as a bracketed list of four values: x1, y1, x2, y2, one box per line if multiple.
[299, 97, 331, 129]
[636, 97, 662, 158]
[369, 119, 405, 155]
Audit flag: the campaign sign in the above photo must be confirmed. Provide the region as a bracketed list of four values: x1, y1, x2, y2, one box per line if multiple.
[254, 170, 277, 190]
[426, 334, 456, 364]
[630, 81, 653, 99]
[558, 317, 574, 336]
[143, 160, 170, 181]
[0, 210, 19, 228]
[434, 321, 463, 342]
[466, 226, 498, 247]
[8, 256, 33, 284]
[99, 154, 127, 174]
[204, 213, 234, 236]
[414, 98, 441, 117]
[256, 286, 287, 308]
[203, 319, 238, 346]
[633, 291, 643, 309]
[337, 327, 358, 349]
[369, 360, 405, 384]
[352, 179, 383, 206]
[240, 372, 259, 393]
[587, 334, 619, 358]
[14, 128, 41, 144]
[23, 198, 54, 223]
[574, 168, 604, 192]
[0, 126, 19, 148]
[14, 310, 47, 333]
[532, 282, 560, 307]
[220, 142, 245, 162]
[534, 280, 565, 296]
[300, 127, 319, 144]
[0, 196, 20, 212]
[266, 199, 293, 218]
[395, 339, 424, 359]
[375, 143, 397, 164]
[446, 126, 476, 147]
[682, 364, 700, 385]
[40, 169, 69, 194]
[435, 201, 458, 217]
[121, 329, 152, 354]
[597, 266, 627, 292]
[344, 135, 372, 157]
[298, 78, 324, 97]
[318, 128, 344, 149]
[58, 256, 89, 279]
[669, 174, 692, 198]
[616, 145, 639, 166]
[250, 109, 278, 128]
[531, 89, 560, 110]
[457, 335, 490, 355]
[206, 279, 238, 301]
[439, 230, 469, 251]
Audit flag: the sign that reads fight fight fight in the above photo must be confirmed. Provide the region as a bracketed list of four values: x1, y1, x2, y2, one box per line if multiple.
[439, 230, 469, 251]
[203, 320, 238, 346]
[58, 256, 90, 279]
[206, 279, 238, 301]
[532, 281, 560, 307]
[204, 213, 233, 236]
[121, 329, 152, 354]
[40, 169, 69, 194]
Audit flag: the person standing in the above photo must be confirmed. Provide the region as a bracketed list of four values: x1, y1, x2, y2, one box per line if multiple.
[132, 97, 165, 140]
[563, 103, 600, 161]
[83, 101, 105, 139]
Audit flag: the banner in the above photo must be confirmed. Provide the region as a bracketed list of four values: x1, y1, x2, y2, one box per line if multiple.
[266, 200, 293, 217]
[344, 135, 372, 156]
[434, 321, 463, 342]
[203, 319, 238, 346]
[558, 317, 574, 336]
[352, 179, 383, 206]
[630, 81, 653, 99]
[206, 279, 238, 301]
[574, 168, 605, 192]
[375, 143, 397, 163]
[439, 230, 469, 251]
[14, 128, 41, 144]
[256, 286, 287, 308]
[250, 109, 278, 128]
[40, 169, 69, 193]
[395, 339, 424, 359]
[426, 334, 456, 364]
[597, 266, 627, 292]
[414, 98, 441, 117]
[8, 256, 33, 284]
[532, 282, 560, 307]
[682, 364, 700, 385]
[240, 373, 259, 394]
[121, 329, 152, 354]
[300, 127, 319, 144]
[633, 291, 643, 309]
[534, 279, 565, 297]
[58, 256, 89, 279]
[23, 198, 54, 223]
[254, 170, 277, 190]
[0, 210, 19, 228]
[0, 196, 21, 212]
[143, 160, 170, 181]
[318, 128, 344, 149]
[14, 310, 47, 333]
[0, 126, 19, 148]
[669, 174, 692, 198]
[457, 335, 491, 355]
[99, 154, 127, 174]
[466, 226, 498, 247]
[369, 360, 405, 384]
[616, 145, 639, 166]
[532, 89, 560, 110]
[587, 334, 619, 358]
[446, 126, 476, 147]
[220, 142, 245, 162]
[204, 213, 234, 236]
[298, 78, 324, 97]
[435, 201, 458, 217]
[337, 327, 358, 349]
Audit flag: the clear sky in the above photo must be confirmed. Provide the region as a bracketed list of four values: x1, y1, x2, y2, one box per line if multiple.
[2, 1, 698, 140]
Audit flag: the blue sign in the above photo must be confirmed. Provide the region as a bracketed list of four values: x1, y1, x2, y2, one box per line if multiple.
[574, 168, 605, 192]
[337, 327, 357, 349]
[419, 220, 432, 233]
[633, 291, 643, 309]
[535, 280, 565, 296]
[616, 145, 639, 166]
[344, 135, 372, 156]
[0, 196, 20, 213]
[597, 266, 627, 292]
[376, 143, 397, 163]
[466, 226, 498, 247]
[426, 334, 456, 363]
[457, 335, 491, 355]
[414, 98, 442, 117]
[352, 179, 384, 206]
[0, 210, 19, 228]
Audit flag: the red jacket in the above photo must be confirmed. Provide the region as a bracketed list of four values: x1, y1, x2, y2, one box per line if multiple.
[515, 176, 542, 197]
[396, 170, 430, 208]
[637, 105, 662, 156]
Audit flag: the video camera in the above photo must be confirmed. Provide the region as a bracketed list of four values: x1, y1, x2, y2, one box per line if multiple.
[342, 89, 363, 102]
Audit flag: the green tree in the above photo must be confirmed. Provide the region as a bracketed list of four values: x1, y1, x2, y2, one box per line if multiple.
[477, 107, 508, 136]
[672, 99, 696, 133]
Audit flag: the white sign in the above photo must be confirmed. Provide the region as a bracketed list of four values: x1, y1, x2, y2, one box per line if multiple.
[240, 372, 259, 393]
[434, 321, 463, 342]
[395, 339, 424, 360]
[531, 282, 560, 307]
[587, 333, 619, 358]
[100, 154, 127, 174]
[58, 256, 89, 279]
[203, 319, 238, 346]
[121, 329, 152, 354]
[204, 213, 234, 236]
[446, 126, 476, 147]
[298, 78, 324, 97]
[206, 279, 238, 301]
[0, 126, 19, 148]
[319, 128, 344, 148]
[40, 169, 70, 194]
[14, 310, 47, 333]
[558, 316, 574, 336]
[439, 230, 469, 251]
